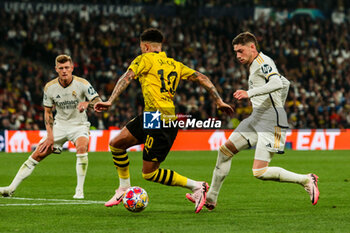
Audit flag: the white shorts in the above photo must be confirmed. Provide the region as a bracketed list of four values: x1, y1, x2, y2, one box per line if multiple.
[40, 121, 90, 153]
[228, 115, 287, 162]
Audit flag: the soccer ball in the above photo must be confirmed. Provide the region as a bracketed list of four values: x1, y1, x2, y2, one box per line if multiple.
[123, 186, 149, 212]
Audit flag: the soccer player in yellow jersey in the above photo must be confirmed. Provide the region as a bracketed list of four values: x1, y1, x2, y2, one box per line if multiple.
[94, 28, 233, 213]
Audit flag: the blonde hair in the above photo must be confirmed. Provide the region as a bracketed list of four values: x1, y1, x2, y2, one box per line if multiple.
[55, 54, 73, 66]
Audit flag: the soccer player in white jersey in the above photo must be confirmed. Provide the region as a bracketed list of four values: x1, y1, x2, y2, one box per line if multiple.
[0, 55, 101, 199]
[187, 32, 319, 210]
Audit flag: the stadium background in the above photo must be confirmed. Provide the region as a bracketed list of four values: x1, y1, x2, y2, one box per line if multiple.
[0, 0, 349, 151]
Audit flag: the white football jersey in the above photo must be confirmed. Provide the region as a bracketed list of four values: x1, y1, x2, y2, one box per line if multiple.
[43, 76, 99, 125]
[248, 52, 290, 128]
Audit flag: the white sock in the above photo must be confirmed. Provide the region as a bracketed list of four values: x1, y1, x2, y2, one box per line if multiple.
[9, 156, 39, 191]
[186, 179, 200, 191]
[76, 153, 88, 192]
[255, 167, 309, 185]
[207, 149, 232, 203]
[119, 178, 131, 188]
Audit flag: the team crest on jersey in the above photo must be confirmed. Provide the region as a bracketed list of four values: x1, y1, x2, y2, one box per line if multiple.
[261, 64, 272, 74]
[88, 86, 97, 95]
[72, 91, 77, 97]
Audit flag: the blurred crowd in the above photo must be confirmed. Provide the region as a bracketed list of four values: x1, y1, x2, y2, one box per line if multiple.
[11, 0, 349, 10]
[1, 1, 350, 130]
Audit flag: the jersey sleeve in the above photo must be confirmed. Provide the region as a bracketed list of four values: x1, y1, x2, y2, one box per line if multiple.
[128, 55, 152, 79]
[83, 82, 99, 101]
[179, 63, 196, 80]
[259, 62, 280, 80]
[247, 75, 283, 98]
[43, 86, 53, 107]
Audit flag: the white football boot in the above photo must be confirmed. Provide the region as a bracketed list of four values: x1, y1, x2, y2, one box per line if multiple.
[0, 186, 14, 197]
[73, 188, 84, 199]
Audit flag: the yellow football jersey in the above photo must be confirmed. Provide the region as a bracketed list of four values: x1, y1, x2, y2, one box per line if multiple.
[128, 51, 196, 121]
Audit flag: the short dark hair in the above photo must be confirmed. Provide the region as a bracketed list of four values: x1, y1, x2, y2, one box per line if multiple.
[232, 32, 259, 50]
[140, 28, 164, 43]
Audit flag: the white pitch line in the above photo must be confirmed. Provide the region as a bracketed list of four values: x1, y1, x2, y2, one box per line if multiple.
[0, 202, 103, 206]
[0, 197, 105, 204]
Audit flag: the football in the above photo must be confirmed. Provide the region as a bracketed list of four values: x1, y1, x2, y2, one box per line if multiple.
[123, 186, 149, 212]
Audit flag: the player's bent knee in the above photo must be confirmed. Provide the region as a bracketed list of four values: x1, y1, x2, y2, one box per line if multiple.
[109, 137, 126, 150]
[109, 128, 139, 150]
[76, 146, 88, 154]
[252, 167, 268, 179]
[228, 133, 250, 152]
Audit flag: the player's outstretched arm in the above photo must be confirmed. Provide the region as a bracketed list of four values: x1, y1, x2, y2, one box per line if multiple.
[233, 76, 283, 100]
[94, 69, 135, 112]
[188, 72, 234, 116]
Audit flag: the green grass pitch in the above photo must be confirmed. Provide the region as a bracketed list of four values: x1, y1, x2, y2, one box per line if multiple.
[0, 150, 349, 232]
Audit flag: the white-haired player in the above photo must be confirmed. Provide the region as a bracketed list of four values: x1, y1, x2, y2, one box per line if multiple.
[187, 32, 319, 209]
[0, 54, 101, 199]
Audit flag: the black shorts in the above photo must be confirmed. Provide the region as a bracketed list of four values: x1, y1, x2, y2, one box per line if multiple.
[126, 115, 178, 163]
